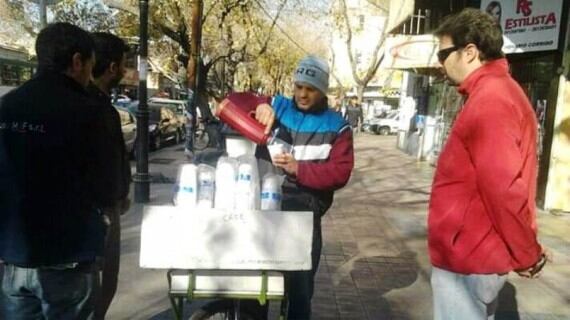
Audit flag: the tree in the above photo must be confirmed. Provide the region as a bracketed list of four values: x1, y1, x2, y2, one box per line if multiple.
[332, 0, 391, 102]
[103, 0, 300, 117]
[52, 0, 117, 31]
[0, 0, 118, 50]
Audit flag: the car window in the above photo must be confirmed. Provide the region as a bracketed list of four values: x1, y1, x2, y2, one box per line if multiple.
[149, 108, 161, 122]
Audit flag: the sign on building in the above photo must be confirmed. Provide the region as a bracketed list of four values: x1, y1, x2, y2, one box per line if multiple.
[480, 0, 564, 53]
[381, 35, 439, 69]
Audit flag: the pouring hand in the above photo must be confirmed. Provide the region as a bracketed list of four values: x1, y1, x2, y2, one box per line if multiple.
[255, 103, 275, 135]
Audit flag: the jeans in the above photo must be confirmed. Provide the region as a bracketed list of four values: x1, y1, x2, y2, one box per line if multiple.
[285, 217, 322, 320]
[431, 266, 507, 320]
[1, 263, 99, 320]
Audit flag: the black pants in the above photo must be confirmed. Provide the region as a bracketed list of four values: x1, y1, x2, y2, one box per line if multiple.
[285, 216, 322, 320]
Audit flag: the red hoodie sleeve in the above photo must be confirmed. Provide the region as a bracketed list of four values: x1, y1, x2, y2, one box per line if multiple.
[296, 128, 354, 191]
[467, 98, 541, 270]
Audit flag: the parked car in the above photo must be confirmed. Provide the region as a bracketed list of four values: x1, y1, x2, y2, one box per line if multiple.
[148, 104, 185, 150]
[114, 106, 137, 156]
[363, 111, 400, 135]
[121, 102, 185, 150]
[148, 97, 191, 125]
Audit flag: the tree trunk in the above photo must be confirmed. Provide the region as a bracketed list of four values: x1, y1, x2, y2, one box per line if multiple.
[357, 85, 365, 104]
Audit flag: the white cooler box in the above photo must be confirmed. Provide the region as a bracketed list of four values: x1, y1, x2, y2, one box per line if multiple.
[140, 206, 313, 296]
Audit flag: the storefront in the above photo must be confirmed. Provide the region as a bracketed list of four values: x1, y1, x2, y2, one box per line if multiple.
[387, 0, 570, 211]
[477, 0, 568, 210]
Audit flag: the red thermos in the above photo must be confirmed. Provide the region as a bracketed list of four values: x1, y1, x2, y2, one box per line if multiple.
[215, 92, 271, 145]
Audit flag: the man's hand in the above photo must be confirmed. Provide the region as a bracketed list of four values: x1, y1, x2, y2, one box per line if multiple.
[255, 103, 275, 135]
[272, 153, 298, 176]
[515, 246, 553, 279]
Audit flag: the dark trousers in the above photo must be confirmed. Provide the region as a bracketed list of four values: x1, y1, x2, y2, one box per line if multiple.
[285, 217, 322, 320]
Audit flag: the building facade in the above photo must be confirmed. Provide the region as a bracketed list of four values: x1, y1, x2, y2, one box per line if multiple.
[386, 0, 570, 212]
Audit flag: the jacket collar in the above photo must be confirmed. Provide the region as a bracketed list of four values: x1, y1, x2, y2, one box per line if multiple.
[35, 71, 87, 95]
[458, 58, 509, 96]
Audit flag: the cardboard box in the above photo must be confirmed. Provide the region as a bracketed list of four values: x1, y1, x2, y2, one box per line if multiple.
[139, 206, 313, 270]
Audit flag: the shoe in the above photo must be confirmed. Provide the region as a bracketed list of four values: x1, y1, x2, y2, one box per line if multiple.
[184, 148, 194, 161]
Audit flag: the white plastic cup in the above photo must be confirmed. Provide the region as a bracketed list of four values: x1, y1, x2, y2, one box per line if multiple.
[267, 138, 293, 160]
[197, 165, 215, 209]
[261, 174, 284, 210]
[174, 164, 198, 208]
[214, 157, 238, 209]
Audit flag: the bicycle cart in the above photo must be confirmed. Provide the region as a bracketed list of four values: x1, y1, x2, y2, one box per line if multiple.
[140, 206, 313, 320]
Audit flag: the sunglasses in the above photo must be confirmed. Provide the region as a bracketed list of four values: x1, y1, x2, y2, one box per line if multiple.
[437, 46, 460, 64]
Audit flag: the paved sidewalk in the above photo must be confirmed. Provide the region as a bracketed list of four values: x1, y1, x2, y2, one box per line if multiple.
[105, 134, 570, 320]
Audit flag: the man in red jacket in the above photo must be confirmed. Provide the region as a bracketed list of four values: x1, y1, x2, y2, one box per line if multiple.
[428, 8, 550, 319]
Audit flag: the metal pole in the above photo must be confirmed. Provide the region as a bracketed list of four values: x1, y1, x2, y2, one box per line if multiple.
[134, 0, 150, 203]
[39, 0, 47, 28]
[188, 0, 203, 148]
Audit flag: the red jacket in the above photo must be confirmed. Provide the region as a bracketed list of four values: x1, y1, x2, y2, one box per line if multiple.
[428, 59, 542, 274]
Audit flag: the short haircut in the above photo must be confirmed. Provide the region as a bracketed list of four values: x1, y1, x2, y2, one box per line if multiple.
[434, 8, 504, 62]
[91, 32, 129, 78]
[35, 22, 95, 74]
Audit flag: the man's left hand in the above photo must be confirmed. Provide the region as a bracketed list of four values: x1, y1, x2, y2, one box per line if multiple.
[272, 153, 298, 176]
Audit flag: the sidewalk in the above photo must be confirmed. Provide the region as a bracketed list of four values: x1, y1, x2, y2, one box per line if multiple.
[107, 135, 570, 320]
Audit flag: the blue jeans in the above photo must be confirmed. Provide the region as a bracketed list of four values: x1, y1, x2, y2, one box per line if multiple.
[431, 266, 507, 320]
[1, 263, 99, 320]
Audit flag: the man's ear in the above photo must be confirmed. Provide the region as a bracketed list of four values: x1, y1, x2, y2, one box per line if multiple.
[109, 61, 118, 75]
[71, 53, 83, 73]
[463, 44, 481, 64]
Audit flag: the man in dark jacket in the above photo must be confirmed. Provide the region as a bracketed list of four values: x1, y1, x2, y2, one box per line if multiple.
[255, 55, 354, 319]
[87, 32, 131, 320]
[0, 23, 108, 319]
[345, 97, 363, 133]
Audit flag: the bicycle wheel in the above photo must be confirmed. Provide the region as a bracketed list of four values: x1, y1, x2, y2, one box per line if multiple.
[193, 129, 210, 150]
[189, 300, 265, 320]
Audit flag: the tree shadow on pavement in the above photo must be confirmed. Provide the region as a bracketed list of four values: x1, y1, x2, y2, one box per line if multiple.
[327, 250, 420, 319]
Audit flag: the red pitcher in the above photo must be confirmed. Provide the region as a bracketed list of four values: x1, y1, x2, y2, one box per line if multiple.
[215, 92, 271, 145]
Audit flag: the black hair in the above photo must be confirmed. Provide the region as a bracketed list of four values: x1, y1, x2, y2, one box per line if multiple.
[91, 32, 129, 78]
[434, 8, 504, 62]
[35, 22, 95, 74]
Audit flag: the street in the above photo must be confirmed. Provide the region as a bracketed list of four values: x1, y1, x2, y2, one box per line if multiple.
[104, 134, 570, 320]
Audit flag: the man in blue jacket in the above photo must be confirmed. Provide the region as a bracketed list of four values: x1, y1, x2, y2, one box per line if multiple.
[0, 23, 108, 319]
[255, 55, 354, 319]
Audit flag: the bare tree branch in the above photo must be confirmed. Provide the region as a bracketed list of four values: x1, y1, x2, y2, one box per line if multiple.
[255, 0, 287, 56]
[102, 0, 138, 16]
[339, 0, 361, 87]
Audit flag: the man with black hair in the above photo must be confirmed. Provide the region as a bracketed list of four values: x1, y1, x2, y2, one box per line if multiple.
[88, 32, 131, 320]
[428, 8, 550, 319]
[0, 23, 108, 319]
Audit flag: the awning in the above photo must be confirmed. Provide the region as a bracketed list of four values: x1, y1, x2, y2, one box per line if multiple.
[386, 0, 415, 33]
[380, 34, 440, 70]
